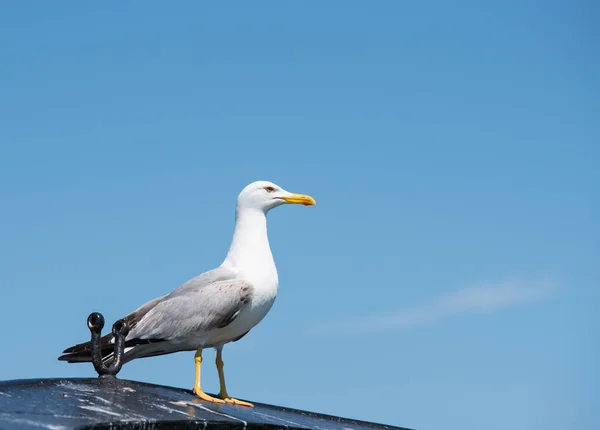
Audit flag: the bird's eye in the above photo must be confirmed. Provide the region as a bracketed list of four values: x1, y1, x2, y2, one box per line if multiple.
[264, 186, 275, 193]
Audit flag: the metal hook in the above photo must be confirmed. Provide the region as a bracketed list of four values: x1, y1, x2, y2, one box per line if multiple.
[87, 312, 129, 377]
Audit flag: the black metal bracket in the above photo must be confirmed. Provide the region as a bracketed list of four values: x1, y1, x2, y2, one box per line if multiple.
[87, 312, 129, 377]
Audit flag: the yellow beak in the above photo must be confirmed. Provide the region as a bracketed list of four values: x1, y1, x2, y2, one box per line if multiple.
[280, 193, 316, 206]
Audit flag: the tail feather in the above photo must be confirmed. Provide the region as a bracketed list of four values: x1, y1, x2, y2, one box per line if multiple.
[59, 296, 171, 364]
[58, 333, 169, 364]
[58, 333, 115, 363]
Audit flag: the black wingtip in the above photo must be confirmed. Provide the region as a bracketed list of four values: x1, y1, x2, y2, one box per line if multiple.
[58, 341, 93, 361]
[58, 352, 79, 361]
[57, 352, 94, 363]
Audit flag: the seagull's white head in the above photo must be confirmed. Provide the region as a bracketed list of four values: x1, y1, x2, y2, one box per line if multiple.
[236, 180, 316, 214]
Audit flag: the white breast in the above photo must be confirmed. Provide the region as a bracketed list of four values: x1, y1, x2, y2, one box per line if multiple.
[203, 274, 278, 348]
[229, 279, 278, 337]
[201, 204, 280, 348]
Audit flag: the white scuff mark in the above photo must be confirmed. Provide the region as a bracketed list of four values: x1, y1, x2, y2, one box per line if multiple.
[78, 405, 123, 417]
[252, 410, 303, 427]
[47, 423, 68, 429]
[154, 403, 193, 417]
[51, 415, 81, 420]
[77, 398, 145, 422]
[123, 387, 136, 392]
[0, 417, 67, 430]
[94, 396, 113, 405]
[0, 391, 10, 397]
[57, 382, 96, 393]
[174, 400, 247, 425]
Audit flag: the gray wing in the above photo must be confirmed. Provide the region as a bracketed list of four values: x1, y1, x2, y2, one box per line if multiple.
[121, 265, 238, 332]
[166, 266, 237, 298]
[115, 267, 236, 332]
[127, 277, 253, 342]
[58, 266, 251, 363]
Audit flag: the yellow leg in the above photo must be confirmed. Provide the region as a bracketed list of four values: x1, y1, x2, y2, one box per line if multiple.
[216, 347, 253, 407]
[192, 347, 225, 404]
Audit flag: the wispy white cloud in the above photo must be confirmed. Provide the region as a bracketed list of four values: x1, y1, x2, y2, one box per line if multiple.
[307, 278, 557, 336]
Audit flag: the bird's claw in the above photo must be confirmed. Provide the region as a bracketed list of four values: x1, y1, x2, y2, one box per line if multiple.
[221, 396, 254, 408]
[193, 387, 225, 404]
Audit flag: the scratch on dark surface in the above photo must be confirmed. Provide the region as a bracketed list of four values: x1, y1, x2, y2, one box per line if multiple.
[153, 403, 194, 417]
[0, 415, 68, 430]
[78, 405, 123, 417]
[94, 396, 113, 405]
[57, 381, 96, 392]
[253, 410, 304, 427]
[185, 400, 248, 425]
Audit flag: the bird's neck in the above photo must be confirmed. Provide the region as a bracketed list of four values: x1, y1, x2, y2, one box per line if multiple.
[222, 208, 277, 286]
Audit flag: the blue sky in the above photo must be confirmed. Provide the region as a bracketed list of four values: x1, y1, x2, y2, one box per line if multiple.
[0, 2, 597, 429]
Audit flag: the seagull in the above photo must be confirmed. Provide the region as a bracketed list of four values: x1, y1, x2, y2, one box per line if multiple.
[58, 180, 316, 407]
